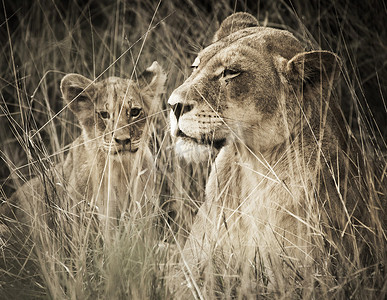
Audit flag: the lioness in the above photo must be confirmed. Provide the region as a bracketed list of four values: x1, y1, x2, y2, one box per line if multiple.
[169, 13, 379, 297]
[2, 62, 166, 229]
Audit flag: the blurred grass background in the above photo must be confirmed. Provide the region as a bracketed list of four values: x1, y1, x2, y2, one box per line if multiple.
[0, 0, 385, 299]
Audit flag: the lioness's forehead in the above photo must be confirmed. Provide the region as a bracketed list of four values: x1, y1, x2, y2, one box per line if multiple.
[197, 27, 302, 66]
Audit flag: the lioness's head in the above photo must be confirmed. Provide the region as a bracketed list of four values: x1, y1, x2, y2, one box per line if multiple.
[61, 62, 166, 155]
[169, 13, 340, 160]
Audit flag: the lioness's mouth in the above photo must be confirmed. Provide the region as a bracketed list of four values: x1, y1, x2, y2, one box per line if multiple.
[177, 129, 226, 150]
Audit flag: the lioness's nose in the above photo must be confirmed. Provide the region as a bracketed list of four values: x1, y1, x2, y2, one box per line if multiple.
[171, 103, 193, 120]
[114, 138, 131, 146]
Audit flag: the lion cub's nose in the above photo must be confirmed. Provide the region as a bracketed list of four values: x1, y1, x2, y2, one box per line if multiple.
[172, 103, 193, 121]
[114, 138, 131, 146]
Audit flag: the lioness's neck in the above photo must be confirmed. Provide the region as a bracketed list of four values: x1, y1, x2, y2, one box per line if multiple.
[208, 135, 310, 200]
[209, 124, 341, 206]
[207, 142, 280, 208]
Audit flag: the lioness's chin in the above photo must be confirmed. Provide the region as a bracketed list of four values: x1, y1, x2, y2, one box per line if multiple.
[175, 137, 217, 162]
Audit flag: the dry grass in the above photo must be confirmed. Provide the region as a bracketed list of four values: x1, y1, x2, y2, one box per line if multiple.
[0, 0, 385, 299]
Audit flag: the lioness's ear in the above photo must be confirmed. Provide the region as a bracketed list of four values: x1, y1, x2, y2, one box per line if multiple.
[138, 61, 167, 99]
[213, 12, 259, 42]
[285, 51, 341, 86]
[60, 74, 96, 125]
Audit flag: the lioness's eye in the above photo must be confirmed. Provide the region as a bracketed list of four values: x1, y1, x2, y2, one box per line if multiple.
[222, 69, 241, 78]
[130, 108, 142, 117]
[98, 111, 110, 119]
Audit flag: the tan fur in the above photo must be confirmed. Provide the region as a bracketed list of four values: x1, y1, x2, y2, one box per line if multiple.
[2, 62, 166, 229]
[168, 13, 372, 296]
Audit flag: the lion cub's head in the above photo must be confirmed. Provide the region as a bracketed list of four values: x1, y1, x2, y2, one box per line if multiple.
[61, 62, 166, 156]
[168, 13, 340, 160]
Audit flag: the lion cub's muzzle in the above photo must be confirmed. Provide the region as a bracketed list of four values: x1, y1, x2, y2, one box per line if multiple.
[103, 135, 139, 154]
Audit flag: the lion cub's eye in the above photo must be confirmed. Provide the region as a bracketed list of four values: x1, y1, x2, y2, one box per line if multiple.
[130, 108, 142, 117]
[98, 111, 110, 119]
[222, 69, 241, 79]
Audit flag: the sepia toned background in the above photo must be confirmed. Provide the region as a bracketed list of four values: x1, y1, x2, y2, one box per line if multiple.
[0, 0, 385, 298]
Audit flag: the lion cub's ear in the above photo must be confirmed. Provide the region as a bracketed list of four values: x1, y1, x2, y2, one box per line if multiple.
[60, 74, 96, 126]
[213, 12, 259, 42]
[138, 61, 167, 100]
[285, 50, 341, 87]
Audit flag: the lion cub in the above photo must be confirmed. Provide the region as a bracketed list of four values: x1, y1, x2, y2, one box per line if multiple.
[2, 62, 166, 229]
